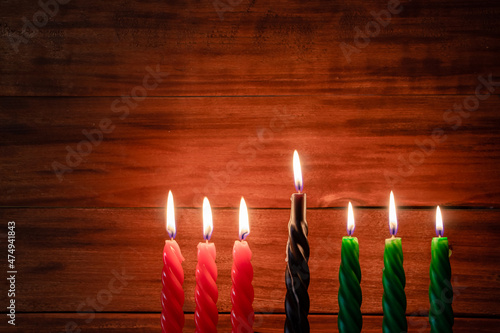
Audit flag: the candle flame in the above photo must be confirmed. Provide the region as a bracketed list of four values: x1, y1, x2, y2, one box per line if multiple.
[203, 197, 213, 240]
[436, 206, 444, 237]
[166, 190, 176, 239]
[239, 197, 250, 240]
[347, 201, 355, 236]
[389, 191, 398, 236]
[293, 150, 303, 192]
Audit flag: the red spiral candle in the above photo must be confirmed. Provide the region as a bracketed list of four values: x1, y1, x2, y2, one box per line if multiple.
[195, 197, 218, 333]
[161, 191, 185, 333]
[231, 197, 254, 333]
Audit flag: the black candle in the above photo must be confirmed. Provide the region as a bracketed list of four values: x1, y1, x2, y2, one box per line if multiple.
[285, 150, 310, 333]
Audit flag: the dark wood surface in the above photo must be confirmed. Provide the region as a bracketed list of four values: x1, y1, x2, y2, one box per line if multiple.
[10, 314, 500, 332]
[0, 208, 499, 316]
[1, 0, 499, 331]
[1, 0, 500, 96]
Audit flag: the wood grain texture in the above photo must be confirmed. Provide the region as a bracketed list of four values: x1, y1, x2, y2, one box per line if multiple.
[1, 0, 499, 330]
[2, 95, 500, 208]
[1, 0, 499, 96]
[1, 207, 499, 316]
[2, 313, 499, 332]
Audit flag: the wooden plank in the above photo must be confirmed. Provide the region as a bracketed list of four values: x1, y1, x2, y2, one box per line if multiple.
[3, 313, 499, 332]
[2, 96, 500, 208]
[1, 0, 499, 96]
[1, 208, 499, 316]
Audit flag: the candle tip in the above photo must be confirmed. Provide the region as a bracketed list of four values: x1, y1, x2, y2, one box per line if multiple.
[293, 150, 303, 192]
[347, 202, 355, 236]
[166, 190, 176, 239]
[389, 191, 398, 236]
[239, 197, 250, 240]
[436, 206, 444, 237]
[203, 197, 214, 240]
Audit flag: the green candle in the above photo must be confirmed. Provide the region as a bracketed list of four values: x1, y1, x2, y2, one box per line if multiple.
[382, 192, 407, 333]
[429, 206, 454, 332]
[338, 202, 362, 333]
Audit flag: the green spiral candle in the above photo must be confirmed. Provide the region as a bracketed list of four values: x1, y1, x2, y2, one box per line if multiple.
[338, 202, 362, 333]
[382, 192, 407, 333]
[429, 206, 454, 333]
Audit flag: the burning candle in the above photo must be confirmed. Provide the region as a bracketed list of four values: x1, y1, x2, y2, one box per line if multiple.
[230, 197, 254, 333]
[338, 202, 362, 333]
[195, 197, 218, 333]
[382, 191, 407, 333]
[161, 191, 185, 333]
[429, 206, 454, 332]
[285, 150, 310, 333]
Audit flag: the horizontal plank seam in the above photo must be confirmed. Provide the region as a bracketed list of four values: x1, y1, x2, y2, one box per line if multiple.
[1, 206, 498, 210]
[2, 312, 499, 319]
[0, 94, 494, 99]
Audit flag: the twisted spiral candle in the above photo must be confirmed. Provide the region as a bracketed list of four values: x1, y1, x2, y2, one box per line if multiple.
[231, 241, 254, 333]
[162, 191, 185, 333]
[285, 192, 310, 333]
[429, 207, 453, 333]
[161, 240, 185, 333]
[338, 237, 362, 333]
[382, 237, 407, 333]
[195, 242, 218, 333]
[338, 202, 362, 333]
[429, 237, 453, 332]
[231, 197, 254, 333]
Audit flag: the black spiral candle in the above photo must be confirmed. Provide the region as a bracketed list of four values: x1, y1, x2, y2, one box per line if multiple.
[285, 150, 310, 333]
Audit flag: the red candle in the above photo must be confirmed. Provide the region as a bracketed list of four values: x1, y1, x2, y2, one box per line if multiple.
[195, 197, 218, 333]
[231, 197, 254, 333]
[161, 191, 185, 333]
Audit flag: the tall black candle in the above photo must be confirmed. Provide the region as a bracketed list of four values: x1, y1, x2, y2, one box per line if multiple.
[285, 150, 310, 333]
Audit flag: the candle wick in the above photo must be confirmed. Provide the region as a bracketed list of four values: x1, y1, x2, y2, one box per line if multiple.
[167, 227, 176, 240]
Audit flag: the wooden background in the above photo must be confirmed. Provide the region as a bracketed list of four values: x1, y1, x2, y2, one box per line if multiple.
[1, 0, 500, 331]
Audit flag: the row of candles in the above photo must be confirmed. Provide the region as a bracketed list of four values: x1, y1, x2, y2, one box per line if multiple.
[161, 151, 453, 333]
[161, 193, 252, 333]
